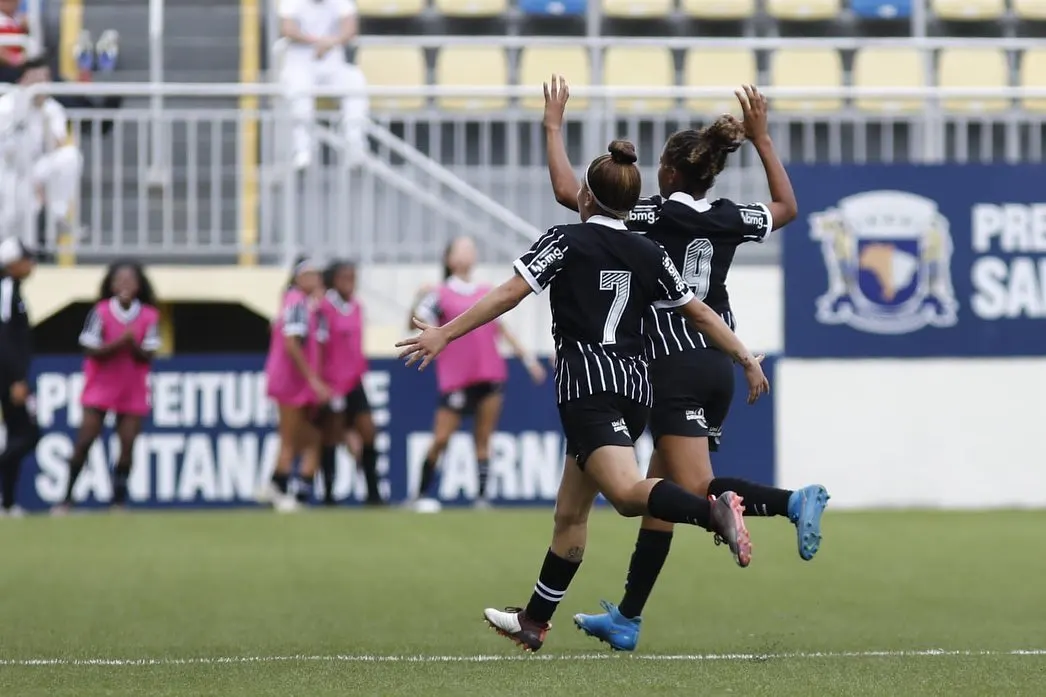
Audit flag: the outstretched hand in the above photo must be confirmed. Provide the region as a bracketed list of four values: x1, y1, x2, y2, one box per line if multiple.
[543, 74, 570, 131]
[396, 317, 450, 371]
[735, 84, 769, 141]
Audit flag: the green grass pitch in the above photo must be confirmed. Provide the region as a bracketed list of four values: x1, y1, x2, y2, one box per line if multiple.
[0, 508, 1043, 696]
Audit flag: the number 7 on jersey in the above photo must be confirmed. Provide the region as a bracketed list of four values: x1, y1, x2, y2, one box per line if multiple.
[599, 270, 632, 345]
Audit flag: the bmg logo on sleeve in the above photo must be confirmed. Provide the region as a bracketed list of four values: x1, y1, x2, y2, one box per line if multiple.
[811, 191, 959, 335]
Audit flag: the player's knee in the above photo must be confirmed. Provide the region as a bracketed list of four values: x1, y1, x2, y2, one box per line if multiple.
[603, 487, 645, 518]
[552, 506, 588, 533]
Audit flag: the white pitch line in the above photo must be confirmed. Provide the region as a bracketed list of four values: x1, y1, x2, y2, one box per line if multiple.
[2, 649, 1045, 667]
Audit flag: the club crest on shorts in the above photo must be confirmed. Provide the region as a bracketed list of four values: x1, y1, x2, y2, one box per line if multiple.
[811, 190, 959, 335]
[611, 418, 630, 437]
[685, 409, 707, 428]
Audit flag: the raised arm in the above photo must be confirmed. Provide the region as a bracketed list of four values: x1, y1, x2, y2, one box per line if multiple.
[543, 75, 581, 212]
[737, 85, 797, 231]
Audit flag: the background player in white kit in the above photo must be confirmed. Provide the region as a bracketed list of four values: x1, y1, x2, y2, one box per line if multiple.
[0, 55, 83, 248]
[279, 0, 369, 170]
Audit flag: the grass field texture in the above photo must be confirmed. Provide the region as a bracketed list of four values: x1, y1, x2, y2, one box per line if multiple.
[1, 509, 1043, 696]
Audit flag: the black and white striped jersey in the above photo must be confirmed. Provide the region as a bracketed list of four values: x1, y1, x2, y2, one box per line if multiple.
[628, 193, 772, 360]
[513, 215, 694, 405]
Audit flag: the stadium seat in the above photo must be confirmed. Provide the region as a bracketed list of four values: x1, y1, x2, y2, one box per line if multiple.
[355, 0, 427, 17]
[937, 48, 1009, 113]
[681, 0, 756, 19]
[356, 46, 427, 111]
[519, 0, 587, 15]
[603, 47, 675, 113]
[1013, 0, 1046, 18]
[683, 48, 756, 114]
[602, 0, 674, 19]
[519, 47, 591, 109]
[769, 48, 843, 112]
[766, 0, 840, 21]
[931, 0, 1004, 20]
[852, 48, 926, 113]
[435, 0, 509, 17]
[435, 46, 509, 111]
[1020, 49, 1046, 111]
[851, 0, 912, 17]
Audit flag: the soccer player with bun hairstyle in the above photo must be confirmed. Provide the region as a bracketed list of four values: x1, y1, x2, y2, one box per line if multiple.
[261, 257, 330, 512]
[398, 140, 769, 653]
[542, 76, 830, 651]
[54, 260, 160, 513]
[316, 259, 383, 506]
[407, 235, 546, 510]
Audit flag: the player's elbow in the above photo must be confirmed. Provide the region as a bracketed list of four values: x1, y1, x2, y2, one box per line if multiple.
[775, 200, 799, 229]
[554, 189, 579, 212]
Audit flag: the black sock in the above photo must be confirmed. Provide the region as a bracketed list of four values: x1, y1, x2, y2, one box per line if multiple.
[417, 457, 437, 498]
[618, 529, 673, 619]
[320, 446, 337, 503]
[272, 472, 289, 494]
[523, 548, 581, 625]
[0, 460, 16, 510]
[360, 445, 381, 502]
[708, 477, 792, 517]
[647, 480, 712, 530]
[112, 463, 131, 505]
[64, 459, 86, 503]
[296, 475, 315, 503]
[477, 458, 490, 499]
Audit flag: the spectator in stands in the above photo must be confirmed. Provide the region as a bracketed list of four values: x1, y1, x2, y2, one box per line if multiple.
[0, 0, 29, 84]
[0, 55, 83, 250]
[279, 0, 369, 169]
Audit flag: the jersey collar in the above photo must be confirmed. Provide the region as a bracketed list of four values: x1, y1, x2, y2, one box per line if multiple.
[446, 275, 477, 295]
[587, 214, 628, 230]
[325, 288, 354, 315]
[668, 192, 712, 213]
[109, 297, 141, 323]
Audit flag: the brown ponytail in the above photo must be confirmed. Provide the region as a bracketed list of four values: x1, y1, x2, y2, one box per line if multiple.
[664, 116, 746, 194]
[585, 140, 642, 217]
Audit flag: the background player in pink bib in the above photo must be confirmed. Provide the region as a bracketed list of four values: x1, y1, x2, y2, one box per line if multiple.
[262, 258, 330, 512]
[409, 236, 546, 509]
[317, 260, 383, 506]
[55, 260, 160, 513]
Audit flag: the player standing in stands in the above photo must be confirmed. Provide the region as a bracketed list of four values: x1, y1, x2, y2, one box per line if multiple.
[408, 236, 546, 510]
[540, 77, 829, 650]
[262, 258, 330, 512]
[54, 260, 159, 513]
[398, 141, 769, 652]
[317, 259, 383, 506]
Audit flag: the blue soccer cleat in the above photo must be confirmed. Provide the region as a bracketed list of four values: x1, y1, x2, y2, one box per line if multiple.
[573, 600, 641, 652]
[788, 485, 830, 561]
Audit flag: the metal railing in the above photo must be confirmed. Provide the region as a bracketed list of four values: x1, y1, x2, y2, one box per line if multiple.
[7, 81, 1046, 263]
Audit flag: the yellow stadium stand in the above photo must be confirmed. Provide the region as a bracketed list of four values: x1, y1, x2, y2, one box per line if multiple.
[355, 0, 427, 17]
[435, 46, 509, 111]
[603, 47, 676, 113]
[681, 0, 756, 18]
[683, 48, 756, 114]
[603, 0, 675, 19]
[1019, 49, 1046, 112]
[769, 48, 843, 112]
[518, 47, 591, 109]
[931, 0, 1005, 20]
[356, 46, 427, 111]
[852, 48, 926, 114]
[937, 48, 1009, 113]
[766, 0, 840, 20]
[434, 0, 508, 17]
[1014, 0, 1046, 18]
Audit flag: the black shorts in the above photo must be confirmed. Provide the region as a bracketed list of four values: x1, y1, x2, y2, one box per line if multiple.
[439, 381, 502, 416]
[558, 393, 649, 469]
[648, 349, 734, 451]
[330, 384, 371, 419]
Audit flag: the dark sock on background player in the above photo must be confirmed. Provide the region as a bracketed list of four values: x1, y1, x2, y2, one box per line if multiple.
[63, 458, 86, 503]
[708, 477, 791, 517]
[112, 462, 132, 506]
[296, 474, 315, 504]
[320, 446, 337, 504]
[360, 444, 382, 503]
[477, 458, 490, 499]
[523, 548, 582, 624]
[271, 472, 289, 495]
[618, 529, 673, 619]
[417, 456, 437, 498]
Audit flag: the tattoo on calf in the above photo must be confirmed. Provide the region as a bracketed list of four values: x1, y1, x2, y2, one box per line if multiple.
[565, 546, 585, 562]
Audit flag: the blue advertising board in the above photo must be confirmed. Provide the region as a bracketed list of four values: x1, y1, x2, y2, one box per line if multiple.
[783, 165, 1046, 358]
[14, 355, 776, 512]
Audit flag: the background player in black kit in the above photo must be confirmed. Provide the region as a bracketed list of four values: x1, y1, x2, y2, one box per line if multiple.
[541, 78, 831, 651]
[397, 140, 770, 653]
